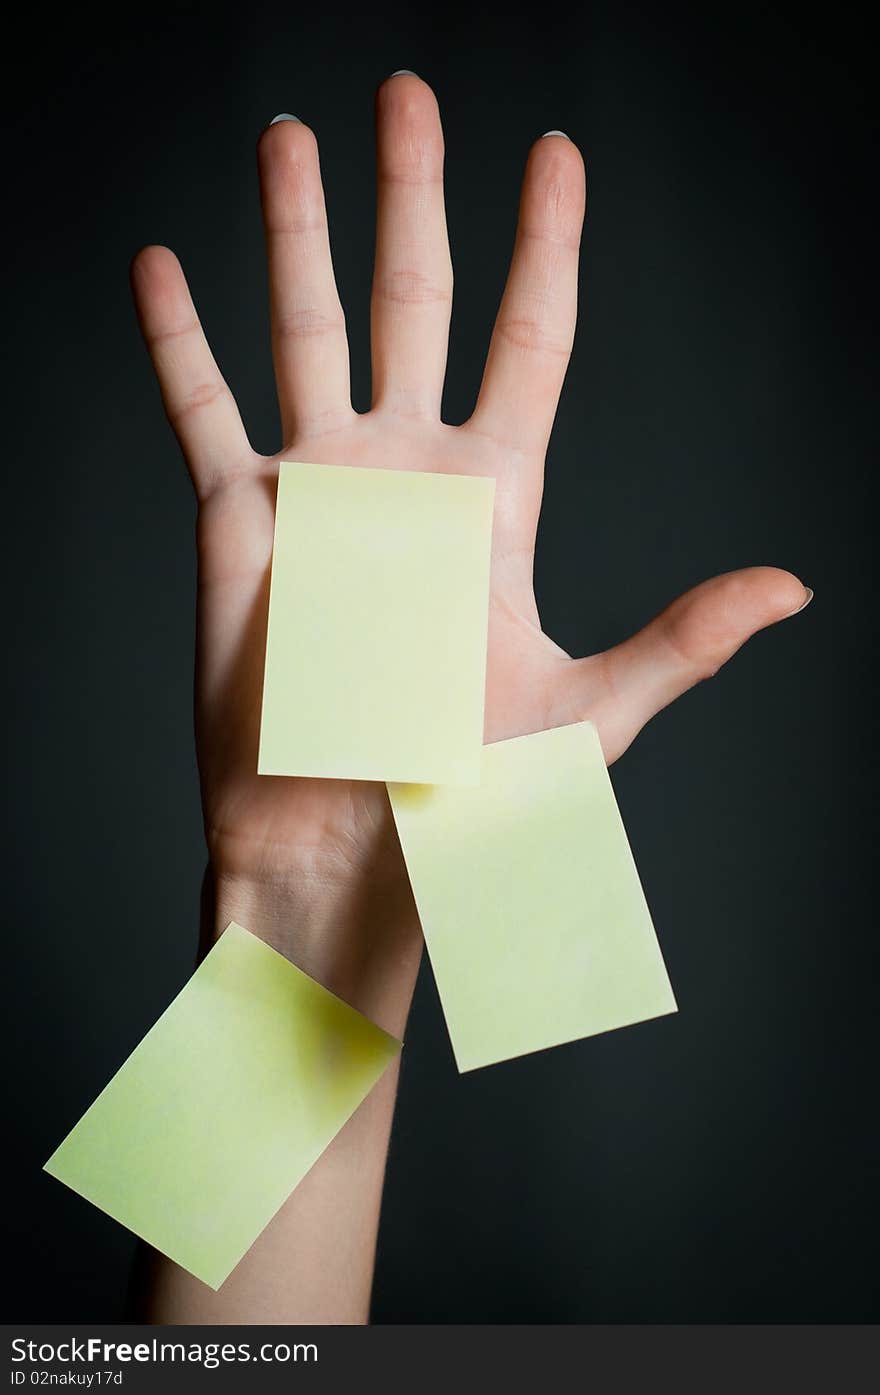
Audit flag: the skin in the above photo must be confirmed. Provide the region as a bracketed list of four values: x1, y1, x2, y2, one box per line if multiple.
[127, 75, 810, 1324]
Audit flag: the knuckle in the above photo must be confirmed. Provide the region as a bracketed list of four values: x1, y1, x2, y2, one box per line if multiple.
[263, 202, 326, 240]
[494, 315, 571, 356]
[663, 613, 728, 682]
[375, 268, 452, 307]
[378, 154, 443, 186]
[168, 381, 228, 425]
[145, 321, 197, 351]
[274, 306, 346, 342]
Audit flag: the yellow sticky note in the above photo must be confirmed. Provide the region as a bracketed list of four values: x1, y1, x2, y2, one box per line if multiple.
[44, 923, 400, 1289]
[388, 721, 676, 1072]
[258, 461, 495, 785]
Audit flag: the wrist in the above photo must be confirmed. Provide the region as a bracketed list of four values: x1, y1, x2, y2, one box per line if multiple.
[201, 862, 422, 1037]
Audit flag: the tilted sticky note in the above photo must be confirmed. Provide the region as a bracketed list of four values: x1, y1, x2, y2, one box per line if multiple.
[258, 460, 495, 785]
[44, 923, 400, 1289]
[388, 721, 676, 1072]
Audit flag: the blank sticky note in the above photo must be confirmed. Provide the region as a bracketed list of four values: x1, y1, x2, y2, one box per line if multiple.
[388, 721, 676, 1071]
[44, 923, 400, 1288]
[258, 460, 495, 785]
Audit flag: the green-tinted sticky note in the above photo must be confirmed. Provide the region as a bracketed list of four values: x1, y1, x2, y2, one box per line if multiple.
[44, 923, 401, 1289]
[258, 461, 495, 785]
[388, 721, 676, 1072]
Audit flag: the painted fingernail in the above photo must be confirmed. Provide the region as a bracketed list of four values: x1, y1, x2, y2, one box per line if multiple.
[390, 69, 418, 77]
[269, 113, 301, 125]
[785, 586, 814, 617]
[542, 130, 570, 139]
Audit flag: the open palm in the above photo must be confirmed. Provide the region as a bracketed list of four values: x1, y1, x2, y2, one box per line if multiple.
[131, 75, 807, 1016]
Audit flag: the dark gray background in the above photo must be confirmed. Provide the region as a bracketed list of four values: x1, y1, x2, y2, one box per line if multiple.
[5, 2, 875, 1322]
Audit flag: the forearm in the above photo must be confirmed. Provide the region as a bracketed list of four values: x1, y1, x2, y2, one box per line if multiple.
[130, 865, 422, 1325]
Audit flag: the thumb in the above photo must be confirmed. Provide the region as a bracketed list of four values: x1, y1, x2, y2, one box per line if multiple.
[583, 567, 812, 762]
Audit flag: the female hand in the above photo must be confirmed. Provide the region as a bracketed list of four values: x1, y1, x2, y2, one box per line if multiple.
[131, 74, 809, 1035]
[129, 71, 809, 1325]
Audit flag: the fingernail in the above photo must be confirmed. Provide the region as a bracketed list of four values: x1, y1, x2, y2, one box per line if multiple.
[269, 113, 301, 125]
[542, 129, 570, 139]
[785, 586, 814, 618]
[390, 69, 418, 77]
